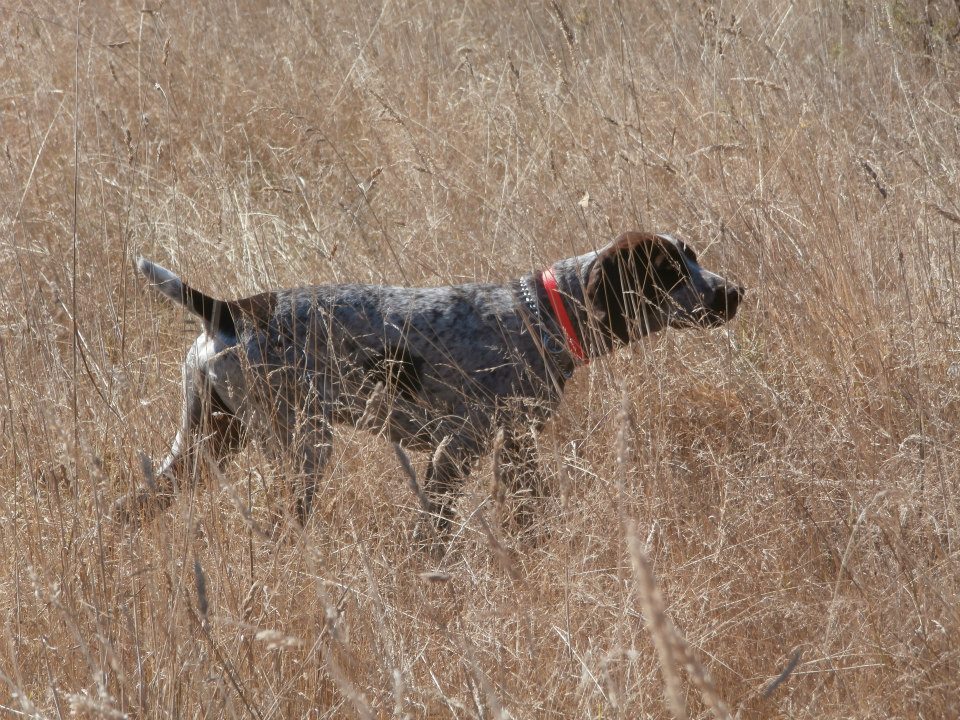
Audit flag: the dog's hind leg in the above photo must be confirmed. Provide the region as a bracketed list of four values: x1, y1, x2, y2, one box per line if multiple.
[114, 335, 247, 524]
[283, 416, 333, 527]
[267, 378, 334, 527]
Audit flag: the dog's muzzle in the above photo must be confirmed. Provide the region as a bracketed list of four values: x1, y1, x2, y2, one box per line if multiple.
[698, 284, 744, 327]
[678, 283, 744, 328]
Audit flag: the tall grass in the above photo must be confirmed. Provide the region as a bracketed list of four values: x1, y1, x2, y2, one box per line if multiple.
[2, 1, 959, 716]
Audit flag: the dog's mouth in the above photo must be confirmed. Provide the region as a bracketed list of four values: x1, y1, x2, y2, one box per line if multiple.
[670, 284, 744, 328]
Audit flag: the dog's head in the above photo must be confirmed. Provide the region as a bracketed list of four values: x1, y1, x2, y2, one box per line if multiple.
[585, 231, 743, 345]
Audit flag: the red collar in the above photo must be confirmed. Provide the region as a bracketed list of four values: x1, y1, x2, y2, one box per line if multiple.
[541, 268, 588, 364]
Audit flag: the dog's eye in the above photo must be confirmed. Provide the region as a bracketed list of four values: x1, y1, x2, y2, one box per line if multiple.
[649, 256, 685, 292]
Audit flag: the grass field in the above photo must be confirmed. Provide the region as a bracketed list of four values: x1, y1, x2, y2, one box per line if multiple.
[2, 1, 960, 717]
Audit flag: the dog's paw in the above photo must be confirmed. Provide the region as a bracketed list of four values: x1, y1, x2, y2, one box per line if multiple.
[411, 512, 451, 559]
[110, 488, 171, 526]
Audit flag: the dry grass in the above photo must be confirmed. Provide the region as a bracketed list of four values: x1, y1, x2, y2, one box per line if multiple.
[2, 0, 960, 717]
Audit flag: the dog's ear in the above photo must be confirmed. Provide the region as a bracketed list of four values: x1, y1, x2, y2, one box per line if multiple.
[585, 232, 678, 343]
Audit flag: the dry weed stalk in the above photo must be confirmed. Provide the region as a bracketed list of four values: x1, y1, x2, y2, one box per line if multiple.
[629, 529, 732, 720]
[490, 427, 508, 510]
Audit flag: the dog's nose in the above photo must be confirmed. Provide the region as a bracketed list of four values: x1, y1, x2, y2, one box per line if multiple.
[719, 284, 743, 317]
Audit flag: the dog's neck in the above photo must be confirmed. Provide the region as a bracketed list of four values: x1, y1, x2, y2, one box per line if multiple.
[522, 249, 618, 368]
[544, 250, 596, 360]
[530, 245, 678, 364]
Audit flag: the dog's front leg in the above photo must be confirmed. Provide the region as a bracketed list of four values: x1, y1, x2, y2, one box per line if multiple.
[418, 434, 482, 539]
[496, 428, 546, 530]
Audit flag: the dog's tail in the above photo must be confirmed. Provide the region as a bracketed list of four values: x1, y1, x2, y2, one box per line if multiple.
[136, 257, 237, 338]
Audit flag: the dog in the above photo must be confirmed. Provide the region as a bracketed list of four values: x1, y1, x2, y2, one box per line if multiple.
[115, 231, 743, 533]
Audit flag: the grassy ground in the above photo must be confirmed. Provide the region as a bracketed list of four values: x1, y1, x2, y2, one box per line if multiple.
[2, 1, 960, 717]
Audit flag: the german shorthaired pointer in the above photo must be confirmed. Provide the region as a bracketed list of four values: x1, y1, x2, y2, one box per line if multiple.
[116, 231, 743, 533]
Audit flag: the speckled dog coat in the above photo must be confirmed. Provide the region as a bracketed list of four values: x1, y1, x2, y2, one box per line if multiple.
[116, 231, 743, 533]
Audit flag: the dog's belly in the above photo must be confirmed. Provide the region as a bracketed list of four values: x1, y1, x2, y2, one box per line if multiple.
[209, 315, 560, 458]
[327, 378, 485, 451]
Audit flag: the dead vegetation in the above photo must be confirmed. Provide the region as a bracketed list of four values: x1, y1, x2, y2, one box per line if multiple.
[2, 0, 960, 717]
